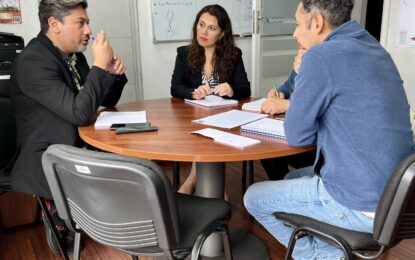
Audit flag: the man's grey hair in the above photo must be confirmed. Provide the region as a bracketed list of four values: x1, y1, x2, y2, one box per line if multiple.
[301, 0, 354, 29]
[38, 0, 88, 33]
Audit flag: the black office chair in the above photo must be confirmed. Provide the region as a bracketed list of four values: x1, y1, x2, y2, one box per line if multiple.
[0, 78, 69, 259]
[172, 160, 254, 192]
[42, 144, 233, 260]
[274, 152, 415, 260]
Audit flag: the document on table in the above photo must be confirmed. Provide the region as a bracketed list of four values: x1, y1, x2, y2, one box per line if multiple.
[241, 98, 266, 113]
[241, 118, 286, 139]
[192, 109, 268, 129]
[185, 95, 238, 108]
[192, 128, 260, 149]
[94, 111, 147, 129]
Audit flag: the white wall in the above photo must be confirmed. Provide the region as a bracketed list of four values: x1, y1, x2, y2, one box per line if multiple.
[381, 0, 415, 111]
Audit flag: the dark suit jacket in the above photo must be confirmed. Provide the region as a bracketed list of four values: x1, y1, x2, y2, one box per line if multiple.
[170, 46, 251, 100]
[7, 32, 127, 198]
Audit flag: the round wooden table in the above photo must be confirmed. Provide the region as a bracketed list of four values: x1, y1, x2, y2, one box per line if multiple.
[79, 98, 313, 161]
[79, 98, 315, 259]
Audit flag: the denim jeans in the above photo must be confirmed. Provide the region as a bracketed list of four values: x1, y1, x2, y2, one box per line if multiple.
[244, 166, 374, 260]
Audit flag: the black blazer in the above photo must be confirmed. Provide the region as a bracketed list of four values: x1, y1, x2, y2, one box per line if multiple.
[170, 46, 251, 100]
[7, 32, 127, 198]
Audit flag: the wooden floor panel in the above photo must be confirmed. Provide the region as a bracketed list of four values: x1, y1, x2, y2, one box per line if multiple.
[0, 161, 414, 259]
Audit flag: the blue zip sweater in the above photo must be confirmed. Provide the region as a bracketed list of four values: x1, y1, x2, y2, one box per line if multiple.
[285, 21, 414, 211]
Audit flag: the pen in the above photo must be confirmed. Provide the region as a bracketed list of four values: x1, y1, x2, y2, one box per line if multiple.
[273, 82, 286, 98]
[273, 82, 281, 97]
[206, 81, 213, 95]
[273, 82, 279, 91]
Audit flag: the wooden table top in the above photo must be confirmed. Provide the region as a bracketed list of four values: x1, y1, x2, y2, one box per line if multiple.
[78, 98, 315, 162]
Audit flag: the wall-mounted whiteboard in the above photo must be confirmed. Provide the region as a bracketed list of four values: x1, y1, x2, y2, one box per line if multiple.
[151, 0, 252, 42]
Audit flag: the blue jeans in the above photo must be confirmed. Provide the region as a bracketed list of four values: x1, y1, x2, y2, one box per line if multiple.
[244, 166, 374, 260]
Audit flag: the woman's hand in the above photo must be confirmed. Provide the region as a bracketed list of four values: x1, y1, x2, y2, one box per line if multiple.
[266, 88, 285, 99]
[192, 84, 211, 99]
[213, 83, 234, 97]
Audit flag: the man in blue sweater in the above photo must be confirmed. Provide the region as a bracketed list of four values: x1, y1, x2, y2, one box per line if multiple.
[244, 0, 414, 259]
[260, 47, 316, 181]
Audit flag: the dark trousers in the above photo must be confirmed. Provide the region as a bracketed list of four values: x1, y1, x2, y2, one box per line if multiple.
[260, 150, 316, 180]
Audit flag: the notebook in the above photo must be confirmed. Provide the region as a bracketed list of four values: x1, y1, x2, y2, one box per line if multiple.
[94, 111, 147, 129]
[192, 128, 260, 149]
[185, 95, 238, 108]
[192, 109, 268, 129]
[240, 118, 286, 139]
[241, 98, 266, 113]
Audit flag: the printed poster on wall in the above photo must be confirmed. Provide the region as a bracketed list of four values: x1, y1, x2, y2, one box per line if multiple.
[0, 0, 21, 24]
[398, 0, 415, 47]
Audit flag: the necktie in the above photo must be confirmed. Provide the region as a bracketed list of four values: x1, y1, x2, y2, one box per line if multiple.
[65, 54, 83, 91]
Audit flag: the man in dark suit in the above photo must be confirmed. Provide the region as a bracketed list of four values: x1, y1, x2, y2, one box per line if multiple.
[6, 0, 127, 254]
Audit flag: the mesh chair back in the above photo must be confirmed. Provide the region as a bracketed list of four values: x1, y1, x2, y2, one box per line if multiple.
[373, 152, 415, 246]
[42, 144, 180, 251]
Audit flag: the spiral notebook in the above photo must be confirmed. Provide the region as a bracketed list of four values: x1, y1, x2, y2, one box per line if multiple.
[240, 118, 286, 139]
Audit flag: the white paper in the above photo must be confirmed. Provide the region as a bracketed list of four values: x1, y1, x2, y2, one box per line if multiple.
[192, 128, 260, 149]
[241, 98, 266, 112]
[398, 0, 415, 47]
[192, 109, 268, 129]
[185, 95, 238, 108]
[94, 111, 147, 129]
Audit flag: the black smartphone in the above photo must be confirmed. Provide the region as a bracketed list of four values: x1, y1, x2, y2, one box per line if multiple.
[110, 123, 126, 130]
[110, 122, 150, 130]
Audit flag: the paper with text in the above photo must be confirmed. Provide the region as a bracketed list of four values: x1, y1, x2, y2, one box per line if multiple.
[94, 111, 147, 129]
[192, 109, 268, 129]
[192, 128, 260, 149]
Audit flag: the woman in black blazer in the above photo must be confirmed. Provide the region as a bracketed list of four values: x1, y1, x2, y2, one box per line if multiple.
[170, 4, 251, 195]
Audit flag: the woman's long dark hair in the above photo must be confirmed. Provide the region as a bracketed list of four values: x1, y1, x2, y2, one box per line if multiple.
[187, 4, 240, 83]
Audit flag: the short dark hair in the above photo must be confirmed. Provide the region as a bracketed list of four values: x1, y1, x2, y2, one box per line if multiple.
[38, 0, 88, 33]
[301, 0, 354, 29]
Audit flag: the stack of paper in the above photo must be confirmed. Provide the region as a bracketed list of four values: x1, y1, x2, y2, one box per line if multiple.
[192, 109, 268, 129]
[241, 98, 266, 113]
[192, 128, 260, 149]
[241, 118, 286, 138]
[94, 111, 147, 129]
[185, 95, 238, 108]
